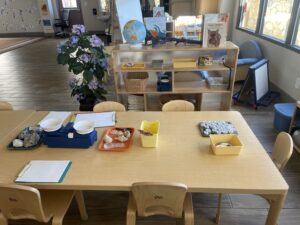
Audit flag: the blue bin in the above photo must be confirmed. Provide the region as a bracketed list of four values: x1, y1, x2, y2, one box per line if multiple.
[273, 103, 295, 132]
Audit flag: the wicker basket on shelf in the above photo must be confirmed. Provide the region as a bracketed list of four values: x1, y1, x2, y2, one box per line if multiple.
[124, 72, 149, 92]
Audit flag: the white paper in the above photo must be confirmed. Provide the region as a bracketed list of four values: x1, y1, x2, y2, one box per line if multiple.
[39, 111, 71, 124]
[15, 160, 71, 183]
[74, 112, 116, 128]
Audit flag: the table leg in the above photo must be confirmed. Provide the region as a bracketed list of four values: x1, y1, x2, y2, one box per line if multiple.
[264, 193, 287, 225]
[75, 190, 88, 220]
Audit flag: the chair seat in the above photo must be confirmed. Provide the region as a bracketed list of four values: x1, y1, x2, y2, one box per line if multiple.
[237, 58, 259, 65]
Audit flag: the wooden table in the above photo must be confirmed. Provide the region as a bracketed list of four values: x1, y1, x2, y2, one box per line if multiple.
[0, 110, 34, 142]
[0, 111, 288, 225]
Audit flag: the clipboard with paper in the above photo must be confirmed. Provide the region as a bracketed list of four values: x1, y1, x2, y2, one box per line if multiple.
[15, 160, 72, 183]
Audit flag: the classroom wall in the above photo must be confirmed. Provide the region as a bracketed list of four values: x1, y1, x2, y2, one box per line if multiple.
[231, 2, 300, 100]
[80, 0, 105, 32]
[0, 0, 43, 34]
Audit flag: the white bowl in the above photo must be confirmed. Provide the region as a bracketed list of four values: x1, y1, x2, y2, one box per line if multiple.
[40, 118, 63, 132]
[73, 120, 94, 135]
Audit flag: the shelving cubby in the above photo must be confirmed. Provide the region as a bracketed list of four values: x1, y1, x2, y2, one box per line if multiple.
[111, 42, 239, 111]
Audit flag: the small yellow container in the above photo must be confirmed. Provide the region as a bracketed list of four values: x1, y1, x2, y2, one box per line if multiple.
[210, 134, 243, 155]
[140, 120, 160, 148]
[173, 58, 197, 68]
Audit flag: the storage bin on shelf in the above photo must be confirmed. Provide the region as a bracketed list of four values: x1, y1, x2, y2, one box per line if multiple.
[173, 58, 197, 68]
[124, 72, 149, 92]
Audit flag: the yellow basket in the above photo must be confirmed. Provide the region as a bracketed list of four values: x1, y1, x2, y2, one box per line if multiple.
[140, 120, 160, 148]
[210, 134, 243, 155]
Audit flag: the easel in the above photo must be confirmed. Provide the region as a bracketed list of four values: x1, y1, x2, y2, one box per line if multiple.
[233, 59, 279, 109]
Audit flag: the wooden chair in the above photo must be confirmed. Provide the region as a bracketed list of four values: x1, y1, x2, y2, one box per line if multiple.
[0, 184, 87, 225]
[162, 100, 195, 112]
[215, 132, 293, 224]
[0, 101, 13, 111]
[126, 182, 194, 225]
[93, 101, 126, 112]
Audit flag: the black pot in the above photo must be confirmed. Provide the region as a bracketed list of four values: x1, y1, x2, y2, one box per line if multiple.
[79, 97, 96, 111]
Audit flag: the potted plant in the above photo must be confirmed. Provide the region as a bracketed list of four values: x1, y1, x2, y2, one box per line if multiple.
[57, 24, 109, 111]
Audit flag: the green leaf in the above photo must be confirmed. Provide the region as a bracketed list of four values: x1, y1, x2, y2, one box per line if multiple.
[72, 63, 84, 74]
[57, 54, 68, 65]
[83, 70, 94, 82]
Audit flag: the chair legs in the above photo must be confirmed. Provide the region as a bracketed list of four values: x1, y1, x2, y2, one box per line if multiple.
[75, 191, 89, 220]
[184, 193, 194, 225]
[215, 193, 222, 224]
[0, 213, 7, 225]
[126, 192, 137, 225]
[52, 217, 63, 225]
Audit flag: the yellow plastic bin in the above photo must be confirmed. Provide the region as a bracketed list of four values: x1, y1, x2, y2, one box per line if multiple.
[140, 120, 160, 147]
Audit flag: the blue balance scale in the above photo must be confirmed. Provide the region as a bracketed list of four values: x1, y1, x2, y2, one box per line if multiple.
[43, 123, 97, 148]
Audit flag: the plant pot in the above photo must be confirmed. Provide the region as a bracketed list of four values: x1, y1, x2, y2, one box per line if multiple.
[79, 97, 96, 111]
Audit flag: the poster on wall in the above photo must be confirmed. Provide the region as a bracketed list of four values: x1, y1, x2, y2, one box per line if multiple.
[153, 7, 164, 17]
[41, 3, 49, 16]
[115, 0, 144, 42]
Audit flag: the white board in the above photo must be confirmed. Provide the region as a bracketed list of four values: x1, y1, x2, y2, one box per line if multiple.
[115, 0, 144, 43]
[254, 62, 269, 101]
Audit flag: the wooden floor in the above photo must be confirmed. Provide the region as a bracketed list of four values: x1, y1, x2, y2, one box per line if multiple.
[1, 38, 300, 225]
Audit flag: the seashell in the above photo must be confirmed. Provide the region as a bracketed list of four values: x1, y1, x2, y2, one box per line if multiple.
[104, 135, 113, 143]
[13, 139, 24, 147]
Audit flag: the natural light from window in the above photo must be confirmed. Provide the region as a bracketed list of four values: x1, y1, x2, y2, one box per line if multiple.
[62, 0, 78, 9]
[262, 0, 294, 40]
[296, 24, 300, 46]
[239, 0, 260, 31]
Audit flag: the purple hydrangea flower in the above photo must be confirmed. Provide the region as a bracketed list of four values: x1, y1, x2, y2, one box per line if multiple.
[57, 42, 65, 54]
[70, 35, 79, 46]
[72, 24, 86, 35]
[75, 93, 84, 101]
[69, 78, 77, 89]
[99, 58, 108, 69]
[79, 54, 91, 63]
[88, 79, 99, 90]
[89, 35, 103, 47]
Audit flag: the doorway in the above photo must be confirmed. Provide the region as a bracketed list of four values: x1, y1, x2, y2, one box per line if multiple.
[57, 0, 84, 27]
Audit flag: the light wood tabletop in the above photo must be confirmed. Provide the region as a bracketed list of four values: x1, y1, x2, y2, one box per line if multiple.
[0, 111, 288, 225]
[0, 110, 34, 142]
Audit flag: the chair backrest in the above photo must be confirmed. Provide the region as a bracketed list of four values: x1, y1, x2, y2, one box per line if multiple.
[272, 132, 294, 172]
[131, 182, 188, 218]
[239, 40, 263, 59]
[0, 101, 13, 111]
[0, 184, 50, 222]
[162, 100, 195, 112]
[93, 101, 126, 112]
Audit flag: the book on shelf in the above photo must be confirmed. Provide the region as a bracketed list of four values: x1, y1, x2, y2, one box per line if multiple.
[202, 13, 229, 47]
[144, 17, 167, 38]
[202, 22, 226, 48]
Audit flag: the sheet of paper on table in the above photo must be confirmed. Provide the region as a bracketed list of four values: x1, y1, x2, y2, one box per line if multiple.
[39, 111, 71, 124]
[15, 160, 72, 183]
[74, 112, 116, 128]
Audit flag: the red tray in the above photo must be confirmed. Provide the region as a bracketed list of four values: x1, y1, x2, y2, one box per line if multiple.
[98, 127, 135, 151]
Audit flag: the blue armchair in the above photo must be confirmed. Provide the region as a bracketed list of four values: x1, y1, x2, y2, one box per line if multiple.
[236, 40, 263, 81]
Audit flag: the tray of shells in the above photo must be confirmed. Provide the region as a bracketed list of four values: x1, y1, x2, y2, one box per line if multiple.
[7, 127, 43, 150]
[98, 127, 135, 151]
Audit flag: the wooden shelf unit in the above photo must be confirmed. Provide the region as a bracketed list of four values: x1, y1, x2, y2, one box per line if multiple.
[111, 42, 239, 111]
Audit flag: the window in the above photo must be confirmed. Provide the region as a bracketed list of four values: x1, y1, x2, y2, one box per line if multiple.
[237, 0, 300, 52]
[239, 0, 260, 31]
[296, 23, 300, 46]
[262, 0, 294, 40]
[62, 0, 78, 9]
